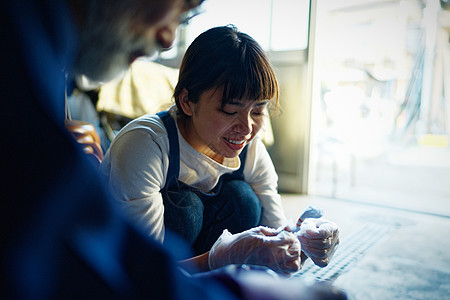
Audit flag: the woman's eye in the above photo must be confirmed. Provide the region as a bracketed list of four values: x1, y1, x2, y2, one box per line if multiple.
[220, 109, 236, 116]
[252, 109, 265, 116]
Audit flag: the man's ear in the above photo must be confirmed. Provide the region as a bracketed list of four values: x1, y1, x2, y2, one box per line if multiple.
[178, 88, 194, 116]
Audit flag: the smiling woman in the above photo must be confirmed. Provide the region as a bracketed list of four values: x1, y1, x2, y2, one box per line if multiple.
[99, 26, 307, 274]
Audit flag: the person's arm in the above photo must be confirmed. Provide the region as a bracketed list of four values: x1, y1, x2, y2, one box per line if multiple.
[100, 126, 169, 242]
[179, 251, 211, 272]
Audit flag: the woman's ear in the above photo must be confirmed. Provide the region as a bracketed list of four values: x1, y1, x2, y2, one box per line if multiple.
[178, 88, 194, 116]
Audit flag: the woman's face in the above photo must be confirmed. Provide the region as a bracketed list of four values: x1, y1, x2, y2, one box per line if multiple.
[181, 87, 268, 163]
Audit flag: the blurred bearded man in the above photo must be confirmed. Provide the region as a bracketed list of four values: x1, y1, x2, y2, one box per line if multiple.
[0, 1, 234, 299]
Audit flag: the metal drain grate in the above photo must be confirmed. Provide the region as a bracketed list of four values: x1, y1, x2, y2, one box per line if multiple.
[293, 223, 393, 282]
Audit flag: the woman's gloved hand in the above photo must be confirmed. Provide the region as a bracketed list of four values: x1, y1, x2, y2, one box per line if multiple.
[208, 226, 302, 275]
[296, 218, 340, 267]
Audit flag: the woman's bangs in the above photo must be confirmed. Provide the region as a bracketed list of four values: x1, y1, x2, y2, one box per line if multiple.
[220, 65, 278, 106]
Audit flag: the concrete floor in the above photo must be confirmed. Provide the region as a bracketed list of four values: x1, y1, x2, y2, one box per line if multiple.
[281, 144, 450, 299]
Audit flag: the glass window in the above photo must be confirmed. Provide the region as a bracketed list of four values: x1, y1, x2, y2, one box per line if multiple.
[185, 0, 310, 51]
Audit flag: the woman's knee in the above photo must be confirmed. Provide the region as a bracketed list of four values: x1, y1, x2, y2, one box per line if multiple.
[225, 180, 260, 205]
[221, 180, 262, 224]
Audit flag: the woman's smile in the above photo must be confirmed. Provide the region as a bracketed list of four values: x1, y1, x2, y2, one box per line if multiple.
[223, 137, 246, 150]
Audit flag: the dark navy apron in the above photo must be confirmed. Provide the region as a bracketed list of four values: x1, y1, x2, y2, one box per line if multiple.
[157, 111, 262, 255]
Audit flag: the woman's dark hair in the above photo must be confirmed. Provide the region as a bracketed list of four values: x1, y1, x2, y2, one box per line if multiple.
[173, 25, 279, 118]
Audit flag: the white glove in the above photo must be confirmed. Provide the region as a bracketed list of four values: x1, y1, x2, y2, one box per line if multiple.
[278, 205, 323, 232]
[208, 226, 302, 275]
[295, 205, 323, 230]
[296, 218, 340, 268]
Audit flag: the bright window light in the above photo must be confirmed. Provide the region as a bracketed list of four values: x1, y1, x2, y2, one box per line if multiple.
[186, 0, 309, 51]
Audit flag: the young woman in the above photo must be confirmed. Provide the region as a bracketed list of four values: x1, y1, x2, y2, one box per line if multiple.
[100, 26, 338, 274]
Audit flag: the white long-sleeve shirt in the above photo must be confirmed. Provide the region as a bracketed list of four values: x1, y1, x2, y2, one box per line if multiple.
[99, 109, 287, 243]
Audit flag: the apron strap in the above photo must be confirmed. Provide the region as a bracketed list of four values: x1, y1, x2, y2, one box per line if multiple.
[157, 111, 180, 191]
